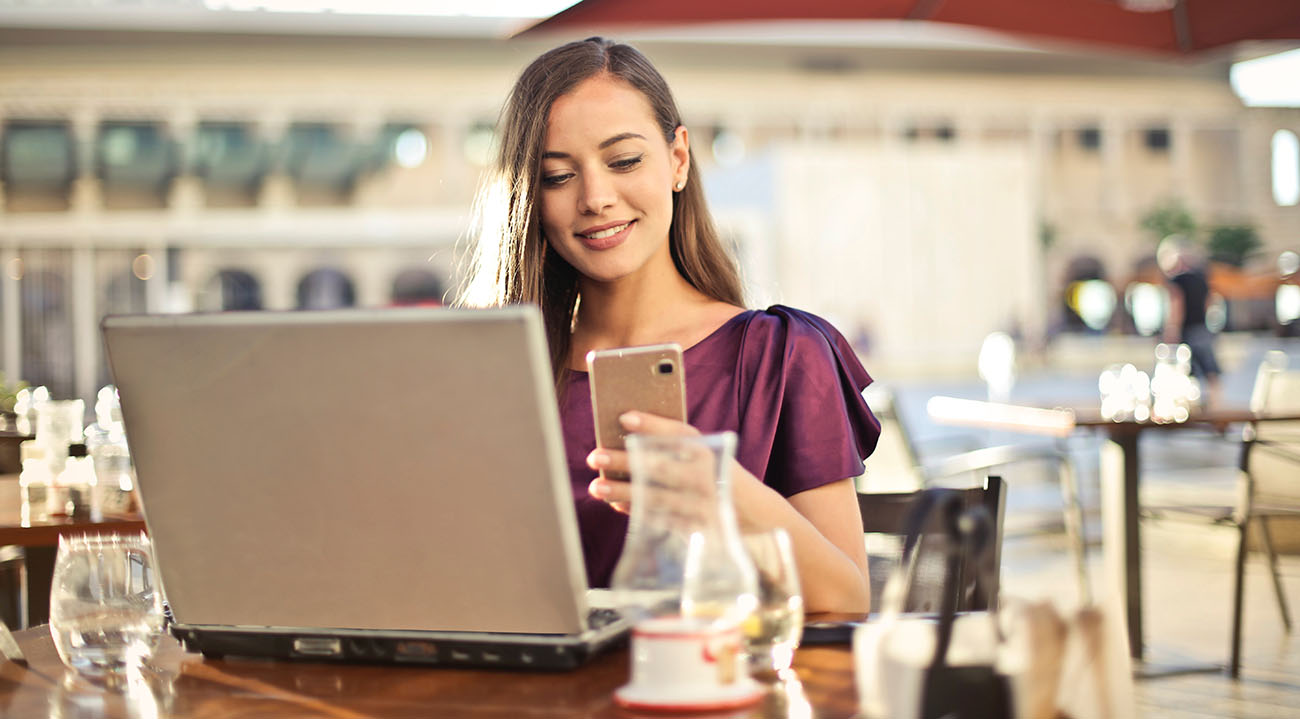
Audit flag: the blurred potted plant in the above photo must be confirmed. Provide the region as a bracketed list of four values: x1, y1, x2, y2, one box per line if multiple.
[1206, 224, 1261, 267]
[1139, 199, 1197, 244]
[0, 372, 26, 416]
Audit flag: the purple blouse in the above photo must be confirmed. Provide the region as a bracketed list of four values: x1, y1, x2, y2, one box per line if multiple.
[558, 305, 881, 587]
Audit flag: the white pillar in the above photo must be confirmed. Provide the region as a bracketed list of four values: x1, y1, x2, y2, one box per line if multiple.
[70, 108, 102, 216]
[72, 245, 97, 405]
[167, 108, 204, 213]
[1170, 118, 1193, 204]
[2, 248, 20, 384]
[257, 112, 294, 210]
[1101, 115, 1126, 219]
[145, 242, 170, 313]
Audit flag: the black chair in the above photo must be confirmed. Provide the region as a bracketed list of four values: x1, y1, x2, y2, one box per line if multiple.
[868, 388, 1089, 604]
[0, 545, 26, 630]
[858, 475, 1005, 613]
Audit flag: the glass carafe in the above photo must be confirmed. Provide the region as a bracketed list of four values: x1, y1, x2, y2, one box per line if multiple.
[611, 431, 758, 630]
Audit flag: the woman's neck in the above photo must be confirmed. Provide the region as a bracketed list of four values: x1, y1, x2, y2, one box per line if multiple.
[568, 267, 739, 368]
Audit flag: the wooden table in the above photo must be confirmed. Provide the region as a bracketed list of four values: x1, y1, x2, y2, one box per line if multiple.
[0, 626, 862, 718]
[0, 475, 147, 626]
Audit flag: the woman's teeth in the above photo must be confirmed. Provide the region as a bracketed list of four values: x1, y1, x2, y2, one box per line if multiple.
[583, 222, 629, 240]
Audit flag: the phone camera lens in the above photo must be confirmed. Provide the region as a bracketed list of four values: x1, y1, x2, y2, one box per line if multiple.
[656, 360, 675, 375]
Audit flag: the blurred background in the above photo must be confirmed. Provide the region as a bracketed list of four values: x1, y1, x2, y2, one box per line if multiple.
[0, 0, 1296, 411]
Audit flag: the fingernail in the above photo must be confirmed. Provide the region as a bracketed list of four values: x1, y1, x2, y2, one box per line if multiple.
[588, 451, 610, 469]
[619, 412, 641, 430]
[589, 479, 610, 498]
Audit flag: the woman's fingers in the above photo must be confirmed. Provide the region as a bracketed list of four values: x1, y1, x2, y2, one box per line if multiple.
[588, 477, 632, 509]
[618, 411, 700, 437]
[586, 414, 704, 514]
[587, 448, 629, 477]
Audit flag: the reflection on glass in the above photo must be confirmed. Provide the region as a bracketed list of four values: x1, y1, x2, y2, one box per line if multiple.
[762, 669, 813, 719]
[50, 663, 173, 719]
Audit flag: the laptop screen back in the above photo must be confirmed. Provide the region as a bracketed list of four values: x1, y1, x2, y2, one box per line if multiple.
[103, 307, 589, 635]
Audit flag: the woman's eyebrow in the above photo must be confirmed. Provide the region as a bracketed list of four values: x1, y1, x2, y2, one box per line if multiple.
[542, 132, 647, 160]
[598, 132, 645, 149]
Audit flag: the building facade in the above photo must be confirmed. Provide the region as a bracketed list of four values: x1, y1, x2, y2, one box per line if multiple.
[1, 27, 1297, 401]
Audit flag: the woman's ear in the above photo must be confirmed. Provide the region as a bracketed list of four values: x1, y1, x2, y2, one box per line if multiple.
[671, 125, 690, 188]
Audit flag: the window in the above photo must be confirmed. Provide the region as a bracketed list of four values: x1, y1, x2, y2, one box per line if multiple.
[1273, 129, 1299, 207]
[17, 250, 76, 399]
[194, 122, 267, 200]
[903, 123, 956, 143]
[297, 268, 355, 310]
[1, 120, 76, 207]
[96, 122, 176, 203]
[96, 249, 149, 388]
[284, 123, 362, 200]
[1143, 127, 1170, 153]
[372, 123, 428, 170]
[204, 269, 262, 311]
[1077, 127, 1101, 151]
[391, 268, 445, 306]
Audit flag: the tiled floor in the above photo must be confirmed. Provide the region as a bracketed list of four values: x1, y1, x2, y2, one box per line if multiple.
[1000, 518, 1300, 719]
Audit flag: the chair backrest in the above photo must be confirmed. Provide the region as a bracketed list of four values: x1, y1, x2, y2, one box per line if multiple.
[857, 475, 1005, 613]
[1245, 352, 1300, 505]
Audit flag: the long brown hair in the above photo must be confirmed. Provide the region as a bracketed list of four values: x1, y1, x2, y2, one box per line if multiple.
[455, 37, 744, 381]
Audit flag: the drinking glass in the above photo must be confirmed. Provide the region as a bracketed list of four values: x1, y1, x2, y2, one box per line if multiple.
[49, 533, 165, 681]
[741, 528, 804, 673]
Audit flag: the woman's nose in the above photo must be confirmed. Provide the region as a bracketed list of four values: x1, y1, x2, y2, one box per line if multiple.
[578, 173, 616, 214]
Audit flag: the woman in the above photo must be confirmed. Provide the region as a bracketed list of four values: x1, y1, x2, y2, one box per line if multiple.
[458, 37, 879, 613]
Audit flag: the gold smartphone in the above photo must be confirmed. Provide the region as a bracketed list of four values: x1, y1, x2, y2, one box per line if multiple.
[587, 343, 687, 477]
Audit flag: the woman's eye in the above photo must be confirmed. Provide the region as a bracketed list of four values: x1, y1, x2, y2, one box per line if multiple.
[610, 155, 643, 171]
[541, 173, 573, 187]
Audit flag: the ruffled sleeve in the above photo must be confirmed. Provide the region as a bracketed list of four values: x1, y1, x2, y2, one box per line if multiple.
[733, 305, 881, 497]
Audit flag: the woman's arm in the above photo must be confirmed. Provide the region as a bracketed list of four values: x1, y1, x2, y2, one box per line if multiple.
[587, 411, 871, 614]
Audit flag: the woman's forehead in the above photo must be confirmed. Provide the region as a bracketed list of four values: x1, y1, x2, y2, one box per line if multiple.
[545, 75, 659, 145]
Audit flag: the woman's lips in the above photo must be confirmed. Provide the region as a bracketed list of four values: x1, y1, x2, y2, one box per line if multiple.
[576, 220, 634, 250]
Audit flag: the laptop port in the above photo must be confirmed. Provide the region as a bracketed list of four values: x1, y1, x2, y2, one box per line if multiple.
[292, 638, 342, 657]
[394, 640, 437, 661]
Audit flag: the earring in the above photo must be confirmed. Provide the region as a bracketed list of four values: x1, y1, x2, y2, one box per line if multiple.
[674, 181, 685, 191]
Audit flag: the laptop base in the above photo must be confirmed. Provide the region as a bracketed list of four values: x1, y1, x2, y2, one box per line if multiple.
[171, 624, 629, 671]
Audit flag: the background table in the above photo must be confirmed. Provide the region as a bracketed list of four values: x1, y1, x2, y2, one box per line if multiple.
[0, 474, 146, 626]
[927, 397, 1300, 670]
[0, 625, 862, 718]
[1072, 407, 1300, 672]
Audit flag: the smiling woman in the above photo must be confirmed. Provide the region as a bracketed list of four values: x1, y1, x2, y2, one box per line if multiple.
[456, 38, 881, 614]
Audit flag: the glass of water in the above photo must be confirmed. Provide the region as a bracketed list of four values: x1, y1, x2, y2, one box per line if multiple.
[741, 528, 804, 674]
[49, 533, 165, 681]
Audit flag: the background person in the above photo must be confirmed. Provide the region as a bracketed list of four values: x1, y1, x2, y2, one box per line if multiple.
[456, 37, 880, 613]
[1158, 234, 1222, 407]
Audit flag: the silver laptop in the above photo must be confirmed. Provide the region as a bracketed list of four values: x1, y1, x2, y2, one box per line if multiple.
[102, 306, 627, 670]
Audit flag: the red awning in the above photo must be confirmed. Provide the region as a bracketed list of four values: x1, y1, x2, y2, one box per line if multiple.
[522, 0, 1300, 55]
